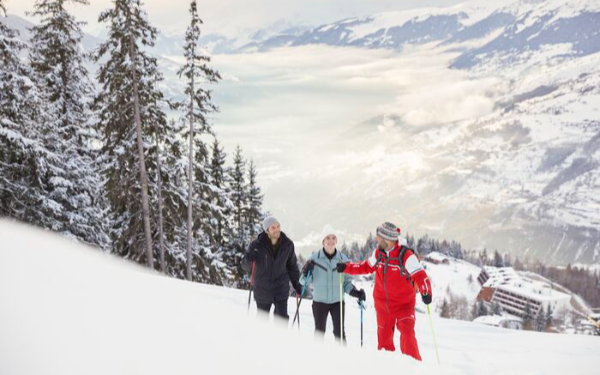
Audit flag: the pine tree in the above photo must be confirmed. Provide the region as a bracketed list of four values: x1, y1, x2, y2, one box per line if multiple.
[94, 0, 165, 266]
[535, 306, 546, 332]
[0, 2, 49, 225]
[477, 300, 488, 317]
[208, 138, 232, 249]
[245, 159, 263, 239]
[152, 118, 187, 275]
[470, 302, 478, 320]
[27, 0, 107, 248]
[440, 298, 450, 318]
[230, 145, 247, 246]
[522, 301, 533, 330]
[491, 301, 502, 315]
[544, 304, 554, 331]
[177, 0, 221, 281]
[208, 138, 240, 286]
[339, 242, 349, 259]
[493, 250, 504, 267]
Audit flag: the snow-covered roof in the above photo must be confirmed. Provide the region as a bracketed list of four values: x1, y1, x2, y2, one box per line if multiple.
[482, 266, 522, 288]
[474, 315, 522, 327]
[497, 281, 571, 303]
[483, 267, 571, 303]
[424, 251, 449, 262]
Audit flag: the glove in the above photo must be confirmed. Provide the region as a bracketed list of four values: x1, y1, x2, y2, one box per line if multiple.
[302, 260, 314, 276]
[335, 262, 347, 273]
[421, 294, 432, 305]
[246, 248, 259, 262]
[349, 288, 366, 302]
[293, 282, 303, 296]
[417, 276, 433, 305]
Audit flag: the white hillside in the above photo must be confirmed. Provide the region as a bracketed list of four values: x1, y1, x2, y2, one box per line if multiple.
[422, 253, 482, 305]
[1, 220, 599, 375]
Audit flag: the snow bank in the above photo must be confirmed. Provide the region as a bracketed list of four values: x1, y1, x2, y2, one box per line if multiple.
[1, 220, 599, 375]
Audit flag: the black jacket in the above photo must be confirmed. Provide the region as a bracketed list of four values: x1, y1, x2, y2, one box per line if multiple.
[242, 231, 301, 304]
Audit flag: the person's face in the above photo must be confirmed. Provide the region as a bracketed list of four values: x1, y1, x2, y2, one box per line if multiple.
[376, 235, 387, 250]
[323, 234, 337, 249]
[266, 222, 281, 240]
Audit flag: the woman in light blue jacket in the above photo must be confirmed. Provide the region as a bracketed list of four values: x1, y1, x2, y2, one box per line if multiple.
[300, 225, 365, 342]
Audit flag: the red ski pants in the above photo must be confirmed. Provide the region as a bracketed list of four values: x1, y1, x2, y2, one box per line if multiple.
[375, 301, 422, 361]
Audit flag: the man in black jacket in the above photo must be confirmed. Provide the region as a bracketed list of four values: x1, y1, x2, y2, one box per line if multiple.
[242, 216, 302, 319]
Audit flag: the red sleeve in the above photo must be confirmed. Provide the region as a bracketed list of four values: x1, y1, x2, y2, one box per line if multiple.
[344, 260, 376, 275]
[412, 270, 432, 296]
[401, 249, 432, 296]
[343, 249, 378, 275]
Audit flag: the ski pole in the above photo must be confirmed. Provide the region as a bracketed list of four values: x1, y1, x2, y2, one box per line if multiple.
[292, 269, 311, 328]
[340, 272, 344, 346]
[426, 304, 440, 364]
[358, 300, 365, 347]
[247, 262, 255, 313]
[296, 294, 300, 328]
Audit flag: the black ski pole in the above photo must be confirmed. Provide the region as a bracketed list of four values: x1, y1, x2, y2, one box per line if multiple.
[292, 269, 311, 328]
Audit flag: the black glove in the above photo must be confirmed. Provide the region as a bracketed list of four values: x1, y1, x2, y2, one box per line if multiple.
[302, 260, 314, 276]
[246, 248, 259, 262]
[350, 288, 366, 302]
[336, 262, 347, 273]
[421, 294, 432, 305]
[294, 282, 303, 296]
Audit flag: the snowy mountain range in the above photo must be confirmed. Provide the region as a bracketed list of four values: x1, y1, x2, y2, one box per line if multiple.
[242, 0, 600, 266]
[5, 0, 600, 265]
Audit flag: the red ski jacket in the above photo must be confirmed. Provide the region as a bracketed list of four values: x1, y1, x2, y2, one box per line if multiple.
[343, 244, 432, 308]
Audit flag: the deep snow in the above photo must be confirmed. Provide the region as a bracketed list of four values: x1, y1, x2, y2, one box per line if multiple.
[1, 220, 599, 375]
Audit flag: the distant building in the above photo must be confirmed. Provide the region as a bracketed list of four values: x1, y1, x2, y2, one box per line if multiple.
[476, 266, 571, 318]
[473, 314, 522, 330]
[423, 251, 450, 265]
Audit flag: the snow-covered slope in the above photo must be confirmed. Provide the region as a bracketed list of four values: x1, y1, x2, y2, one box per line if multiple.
[2, 221, 599, 375]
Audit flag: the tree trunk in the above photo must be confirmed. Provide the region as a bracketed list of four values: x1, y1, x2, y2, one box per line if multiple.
[155, 136, 166, 273]
[187, 71, 195, 281]
[128, 33, 154, 269]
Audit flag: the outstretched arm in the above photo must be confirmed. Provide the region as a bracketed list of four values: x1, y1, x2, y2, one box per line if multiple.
[404, 251, 433, 304]
[340, 250, 378, 275]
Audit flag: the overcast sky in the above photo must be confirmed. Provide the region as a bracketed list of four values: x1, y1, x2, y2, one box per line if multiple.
[8, 0, 468, 36]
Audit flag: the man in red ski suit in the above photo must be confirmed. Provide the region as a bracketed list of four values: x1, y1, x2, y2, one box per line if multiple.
[336, 222, 432, 360]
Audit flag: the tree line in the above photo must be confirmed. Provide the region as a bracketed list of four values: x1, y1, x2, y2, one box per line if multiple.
[0, 0, 264, 288]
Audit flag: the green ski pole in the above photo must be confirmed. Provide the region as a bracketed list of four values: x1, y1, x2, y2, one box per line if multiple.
[427, 304, 440, 364]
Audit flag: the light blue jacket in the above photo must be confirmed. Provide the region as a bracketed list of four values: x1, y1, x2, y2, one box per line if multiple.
[300, 249, 355, 304]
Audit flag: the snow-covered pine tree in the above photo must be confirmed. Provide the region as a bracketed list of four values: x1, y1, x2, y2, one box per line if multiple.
[439, 298, 450, 318]
[208, 138, 232, 249]
[230, 145, 247, 247]
[245, 159, 263, 239]
[491, 301, 502, 315]
[0, 2, 49, 225]
[207, 138, 243, 286]
[470, 302, 478, 320]
[545, 304, 553, 331]
[477, 300, 488, 317]
[177, 0, 222, 283]
[151, 115, 187, 275]
[94, 0, 165, 266]
[535, 306, 546, 332]
[27, 0, 107, 248]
